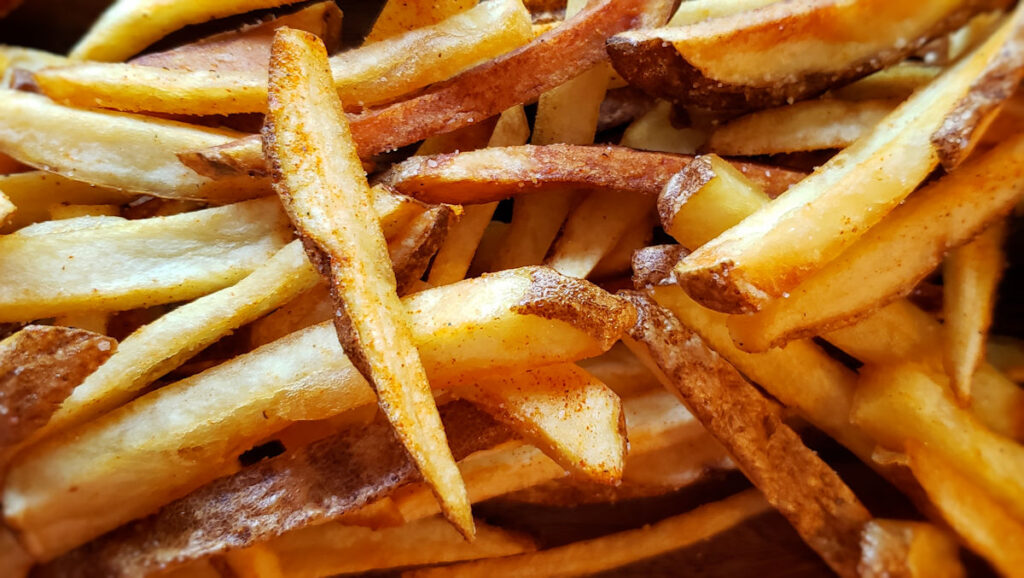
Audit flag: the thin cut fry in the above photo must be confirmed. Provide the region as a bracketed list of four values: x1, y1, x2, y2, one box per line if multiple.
[675, 16, 1024, 313]
[831, 63, 941, 101]
[263, 29, 471, 537]
[406, 490, 770, 578]
[943, 220, 1007, 405]
[70, 0, 303, 61]
[366, 0, 476, 43]
[858, 519, 965, 578]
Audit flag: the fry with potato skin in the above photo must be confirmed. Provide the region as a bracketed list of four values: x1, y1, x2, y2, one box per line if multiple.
[263, 29, 472, 538]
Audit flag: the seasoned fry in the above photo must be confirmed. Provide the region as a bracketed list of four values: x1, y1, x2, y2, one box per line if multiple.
[406, 490, 770, 578]
[454, 364, 626, 483]
[623, 292, 871, 576]
[180, 0, 665, 177]
[675, 17, 1023, 313]
[706, 99, 899, 156]
[263, 29, 471, 538]
[38, 0, 532, 116]
[727, 134, 1024, 352]
[0, 90, 266, 201]
[0, 325, 115, 452]
[366, 0, 476, 43]
[388, 205, 452, 294]
[0, 197, 291, 323]
[858, 519, 964, 578]
[69, 0, 303, 61]
[609, 0, 1006, 112]
[943, 220, 1007, 405]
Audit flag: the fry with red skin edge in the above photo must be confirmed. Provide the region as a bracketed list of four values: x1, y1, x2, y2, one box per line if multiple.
[621, 292, 871, 576]
[378, 144, 804, 205]
[179, 0, 670, 178]
[673, 14, 1023, 313]
[262, 30, 472, 538]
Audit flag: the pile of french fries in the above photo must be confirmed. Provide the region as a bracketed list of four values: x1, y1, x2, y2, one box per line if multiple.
[0, 0, 1022, 576]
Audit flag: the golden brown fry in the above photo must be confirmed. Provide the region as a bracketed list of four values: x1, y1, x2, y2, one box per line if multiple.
[365, 0, 476, 43]
[675, 17, 1022, 313]
[0, 90, 266, 201]
[387, 205, 452, 294]
[454, 364, 626, 484]
[988, 335, 1024, 382]
[619, 101, 707, 155]
[726, 134, 1024, 351]
[0, 46, 69, 88]
[858, 519, 964, 578]
[608, 0, 1006, 112]
[263, 29, 471, 537]
[406, 490, 770, 578]
[667, 0, 780, 26]
[907, 441, 1024, 576]
[70, 0, 303, 61]
[706, 99, 899, 156]
[622, 292, 871, 576]
[943, 220, 1007, 405]
[0, 325, 115, 452]
[379, 144, 802, 205]
[588, 211, 655, 280]
[179, 0, 665, 177]
[830, 63, 941, 101]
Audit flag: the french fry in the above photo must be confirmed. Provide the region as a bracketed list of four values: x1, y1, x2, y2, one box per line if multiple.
[706, 99, 899, 156]
[858, 519, 965, 578]
[270, 516, 535, 578]
[365, 0, 476, 43]
[0, 197, 291, 323]
[380, 144, 803, 205]
[453, 364, 626, 484]
[0, 526, 32, 578]
[38, 0, 533, 116]
[620, 435, 733, 490]
[622, 292, 871, 576]
[427, 106, 531, 286]
[674, 16, 1024, 313]
[988, 335, 1024, 382]
[0, 171, 136, 233]
[0, 325, 115, 452]
[69, 0, 303, 62]
[618, 101, 707, 155]
[221, 544, 284, 578]
[0, 90, 267, 201]
[33, 402, 512, 576]
[943, 220, 1007, 405]
[0, 46, 68, 87]
[726, 133, 1024, 351]
[608, 0, 1006, 112]
[851, 363, 1024, 524]
[263, 29, 472, 538]
[387, 205, 452, 294]
[667, 0, 780, 26]
[575, 343, 659, 398]
[406, 490, 770, 578]
[130, 1, 344, 71]
[179, 0, 666, 178]
[907, 441, 1024, 576]
[830, 63, 941, 101]
[248, 283, 334, 348]
[0, 190, 11, 224]
[588, 211, 655, 280]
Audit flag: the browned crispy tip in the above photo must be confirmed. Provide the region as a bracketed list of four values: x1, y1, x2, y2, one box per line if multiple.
[35, 401, 511, 578]
[0, 325, 116, 450]
[632, 244, 687, 288]
[620, 291, 871, 577]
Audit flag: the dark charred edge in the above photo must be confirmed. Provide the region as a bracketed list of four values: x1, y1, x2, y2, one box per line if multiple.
[512, 266, 637, 351]
[632, 244, 688, 288]
[392, 205, 452, 295]
[34, 401, 511, 578]
[607, 1, 1005, 114]
[619, 291, 871, 578]
[657, 158, 713, 233]
[0, 326, 116, 449]
[932, 11, 1024, 171]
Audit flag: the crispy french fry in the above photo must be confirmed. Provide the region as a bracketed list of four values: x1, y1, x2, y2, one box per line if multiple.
[5, 267, 635, 560]
[406, 490, 770, 578]
[608, 0, 1006, 112]
[264, 29, 472, 538]
[667, 0, 780, 26]
[271, 516, 534, 578]
[576, 343, 660, 399]
[454, 364, 626, 484]
[248, 283, 333, 348]
[726, 133, 1024, 351]
[221, 544, 284, 578]
[366, 0, 476, 43]
[0, 325, 115, 452]
[388, 205, 452, 294]
[130, 1, 343, 71]
[623, 292, 871, 576]
[851, 363, 1024, 524]
[830, 63, 941, 101]
[179, 0, 666, 178]
[907, 441, 1024, 576]
[0, 46, 68, 88]
[380, 144, 803, 205]
[675, 16, 1024, 313]
[69, 0, 303, 61]
[588, 211, 655, 280]
[943, 220, 1007, 405]
[427, 106, 531, 286]
[858, 519, 965, 578]
[0, 197, 291, 323]
[618, 101, 707, 155]
[0, 90, 266, 201]
[38, 0, 532, 116]
[0, 171, 135, 233]
[707, 99, 899, 156]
